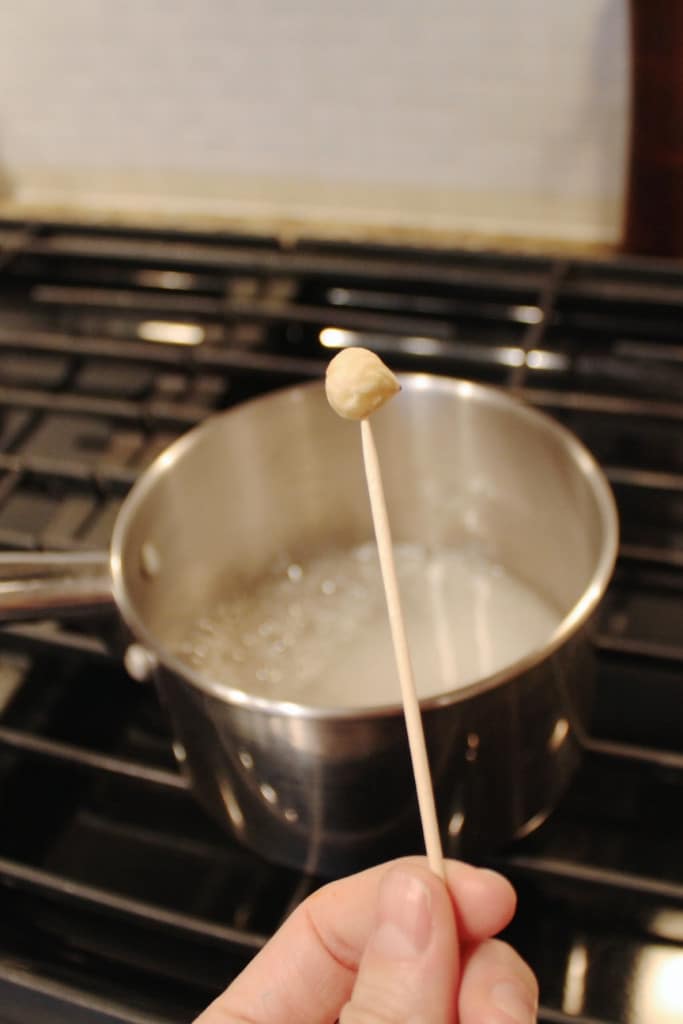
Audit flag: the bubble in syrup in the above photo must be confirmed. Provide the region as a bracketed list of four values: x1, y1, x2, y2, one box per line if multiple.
[192, 644, 207, 660]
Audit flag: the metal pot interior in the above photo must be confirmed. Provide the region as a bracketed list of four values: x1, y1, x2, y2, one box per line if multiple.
[111, 375, 618, 709]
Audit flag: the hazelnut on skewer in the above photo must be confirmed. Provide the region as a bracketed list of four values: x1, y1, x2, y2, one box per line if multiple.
[325, 348, 445, 880]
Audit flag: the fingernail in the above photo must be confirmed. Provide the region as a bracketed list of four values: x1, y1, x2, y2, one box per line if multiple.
[491, 980, 537, 1023]
[371, 868, 433, 960]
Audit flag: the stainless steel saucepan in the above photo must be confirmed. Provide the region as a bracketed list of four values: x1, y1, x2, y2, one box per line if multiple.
[0, 376, 619, 876]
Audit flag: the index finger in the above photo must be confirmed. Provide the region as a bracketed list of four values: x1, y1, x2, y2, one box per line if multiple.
[194, 856, 515, 1024]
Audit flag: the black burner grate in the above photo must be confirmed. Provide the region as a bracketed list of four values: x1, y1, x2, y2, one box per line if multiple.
[0, 220, 681, 1023]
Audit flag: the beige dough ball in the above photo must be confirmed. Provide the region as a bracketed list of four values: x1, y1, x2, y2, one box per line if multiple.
[325, 347, 400, 420]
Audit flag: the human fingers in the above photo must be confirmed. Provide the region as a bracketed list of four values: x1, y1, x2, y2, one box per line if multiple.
[313, 856, 515, 951]
[459, 938, 539, 1024]
[339, 862, 458, 1024]
[448, 862, 516, 940]
[194, 856, 515, 1024]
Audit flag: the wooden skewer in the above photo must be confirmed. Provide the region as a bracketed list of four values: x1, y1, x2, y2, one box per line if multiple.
[360, 418, 445, 880]
[325, 347, 445, 880]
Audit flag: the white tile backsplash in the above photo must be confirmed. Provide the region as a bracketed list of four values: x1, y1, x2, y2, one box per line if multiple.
[0, 0, 629, 244]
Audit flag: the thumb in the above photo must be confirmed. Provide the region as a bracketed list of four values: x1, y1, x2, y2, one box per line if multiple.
[340, 863, 459, 1024]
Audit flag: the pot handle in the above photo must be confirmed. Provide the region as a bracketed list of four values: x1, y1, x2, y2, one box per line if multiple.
[0, 550, 113, 621]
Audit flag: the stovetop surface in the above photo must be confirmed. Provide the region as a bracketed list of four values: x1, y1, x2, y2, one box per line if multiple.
[0, 221, 681, 1023]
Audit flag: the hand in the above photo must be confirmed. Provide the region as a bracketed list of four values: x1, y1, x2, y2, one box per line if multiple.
[194, 856, 538, 1024]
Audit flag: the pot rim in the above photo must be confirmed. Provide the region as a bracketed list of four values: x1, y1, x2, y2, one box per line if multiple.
[111, 373, 619, 720]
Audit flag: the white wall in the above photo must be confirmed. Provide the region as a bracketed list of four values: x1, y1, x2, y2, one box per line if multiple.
[0, 1, 629, 245]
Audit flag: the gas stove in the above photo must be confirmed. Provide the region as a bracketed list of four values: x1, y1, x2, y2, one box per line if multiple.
[0, 221, 681, 1023]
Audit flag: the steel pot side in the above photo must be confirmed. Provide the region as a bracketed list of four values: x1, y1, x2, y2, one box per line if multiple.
[108, 375, 618, 874]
